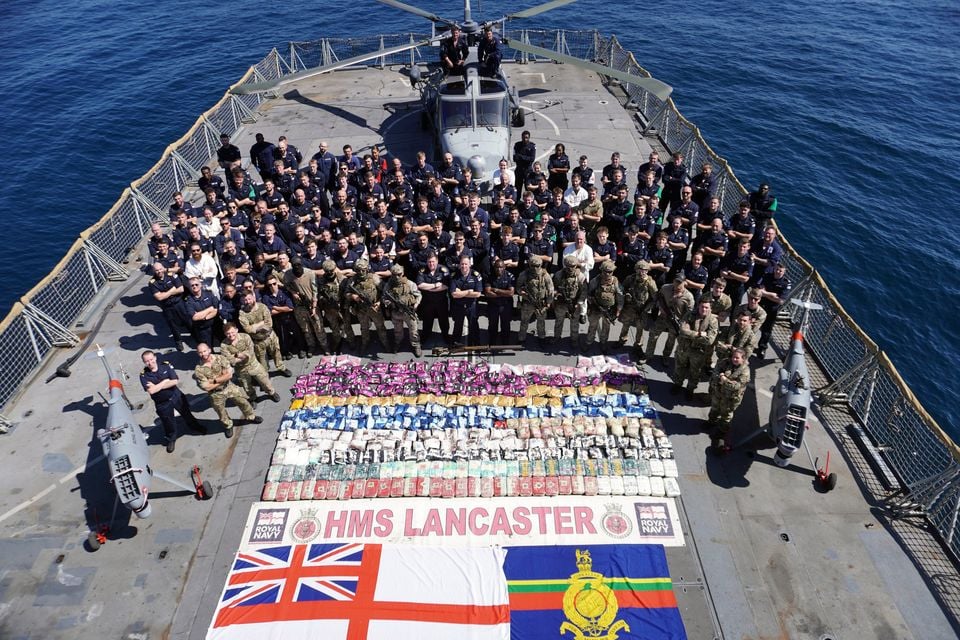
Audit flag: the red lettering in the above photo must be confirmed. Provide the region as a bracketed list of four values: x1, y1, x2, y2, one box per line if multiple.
[512, 507, 531, 535]
[469, 507, 489, 535]
[445, 508, 467, 536]
[324, 509, 347, 538]
[573, 506, 596, 534]
[531, 506, 550, 533]
[488, 508, 512, 535]
[346, 510, 373, 537]
[553, 506, 573, 534]
[422, 509, 443, 536]
[403, 509, 420, 536]
[374, 509, 393, 537]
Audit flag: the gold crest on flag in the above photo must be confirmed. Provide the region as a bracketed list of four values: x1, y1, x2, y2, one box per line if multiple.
[560, 549, 630, 639]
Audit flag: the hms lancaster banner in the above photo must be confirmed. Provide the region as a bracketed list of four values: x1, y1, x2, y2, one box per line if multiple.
[241, 496, 684, 548]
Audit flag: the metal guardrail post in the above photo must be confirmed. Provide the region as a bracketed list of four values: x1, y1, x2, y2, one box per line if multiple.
[22, 303, 80, 352]
[409, 34, 416, 66]
[200, 118, 221, 159]
[130, 188, 166, 232]
[83, 240, 130, 282]
[170, 151, 199, 188]
[641, 101, 670, 136]
[229, 95, 259, 125]
[290, 42, 298, 73]
[378, 36, 386, 69]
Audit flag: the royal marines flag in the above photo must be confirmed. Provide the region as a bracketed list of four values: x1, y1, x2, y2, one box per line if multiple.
[207, 543, 684, 639]
[504, 544, 687, 639]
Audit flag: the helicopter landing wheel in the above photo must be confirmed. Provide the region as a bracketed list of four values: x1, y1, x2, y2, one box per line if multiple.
[512, 108, 525, 127]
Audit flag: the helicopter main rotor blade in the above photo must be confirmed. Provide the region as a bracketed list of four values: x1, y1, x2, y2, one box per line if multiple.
[504, 38, 673, 101]
[505, 0, 577, 20]
[374, 0, 456, 26]
[231, 37, 437, 95]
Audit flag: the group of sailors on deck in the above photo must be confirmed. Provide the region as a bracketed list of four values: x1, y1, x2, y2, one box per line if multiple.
[145, 129, 787, 451]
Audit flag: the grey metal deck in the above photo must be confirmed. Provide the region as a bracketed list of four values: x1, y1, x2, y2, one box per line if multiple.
[0, 63, 956, 640]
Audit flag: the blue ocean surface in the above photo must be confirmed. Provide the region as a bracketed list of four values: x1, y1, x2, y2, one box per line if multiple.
[1, 0, 958, 438]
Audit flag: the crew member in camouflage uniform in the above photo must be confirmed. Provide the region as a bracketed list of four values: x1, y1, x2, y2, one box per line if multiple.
[193, 342, 261, 438]
[317, 259, 350, 353]
[644, 275, 695, 363]
[671, 299, 719, 399]
[283, 258, 329, 356]
[342, 258, 389, 353]
[552, 254, 587, 346]
[382, 264, 423, 356]
[238, 293, 291, 377]
[617, 260, 658, 355]
[732, 287, 767, 331]
[715, 313, 758, 364]
[585, 261, 623, 353]
[220, 322, 280, 403]
[701, 278, 733, 373]
[516, 255, 554, 346]
[708, 347, 751, 452]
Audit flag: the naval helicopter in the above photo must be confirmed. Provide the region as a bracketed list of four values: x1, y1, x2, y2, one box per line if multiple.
[232, 0, 672, 183]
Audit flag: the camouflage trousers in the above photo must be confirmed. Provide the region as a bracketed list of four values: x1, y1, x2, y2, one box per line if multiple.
[618, 305, 649, 348]
[208, 382, 256, 428]
[235, 361, 275, 400]
[293, 306, 329, 351]
[585, 308, 617, 345]
[251, 332, 284, 371]
[708, 392, 745, 434]
[645, 317, 679, 360]
[353, 307, 388, 349]
[519, 303, 548, 339]
[320, 306, 348, 350]
[390, 311, 421, 352]
[552, 302, 580, 340]
[672, 344, 711, 391]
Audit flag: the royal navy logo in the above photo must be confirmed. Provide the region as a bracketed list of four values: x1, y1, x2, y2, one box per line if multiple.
[560, 549, 629, 639]
[290, 507, 321, 543]
[600, 503, 633, 539]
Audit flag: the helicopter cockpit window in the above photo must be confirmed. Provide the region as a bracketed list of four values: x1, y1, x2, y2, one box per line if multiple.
[476, 98, 508, 128]
[441, 100, 472, 129]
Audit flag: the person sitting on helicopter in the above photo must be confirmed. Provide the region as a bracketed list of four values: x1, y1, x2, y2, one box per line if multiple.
[441, 24, 469, 76]
[478, 25, 502, 77]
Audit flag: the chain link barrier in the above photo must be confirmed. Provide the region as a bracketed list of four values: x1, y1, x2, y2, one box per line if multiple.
[0, 29, 955, 557]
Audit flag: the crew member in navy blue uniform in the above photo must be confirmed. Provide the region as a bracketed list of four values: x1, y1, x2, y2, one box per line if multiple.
[477, 25, 502, 77]
[749, 225, 783, 286]
[660, 151, 687, 214]
[140, 350, 204, 453]
[547, 143, 571, 191]
[601, 185, 631, 239]
[525, 223, 554, 271]
[198, 166, 225, 198]
[719, 240, 754, 305]
[449, 255, 483, 345]
[637, 151, 663, 185]
[749, 183, 778, 226]
[417, 253, 450, 345]
[274, 136, 302, 175]
[249, 133, 276, 179]
[689, 162, 716, 210]
[726, 200, 756, 252]
[618, 224, 648, 279]
[216, 133, 241, 172]
[647, 232, 674, 288]
[669, 186, 699, 236]
[756, 261, 792, 356]
[484, 259, 515, 345]
[513, 131, 536, 190]
[440, 24, 469, 75]
[700, 217, 729, 279]
[150, 263, 187, 351]
[312, 141, 338, 193]
[183, 278, 219, 347]
[683, 250, 710, 304]
[665, 216, 691, 279]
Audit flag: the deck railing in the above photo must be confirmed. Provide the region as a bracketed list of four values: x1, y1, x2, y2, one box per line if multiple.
[0, 30, 956, 557]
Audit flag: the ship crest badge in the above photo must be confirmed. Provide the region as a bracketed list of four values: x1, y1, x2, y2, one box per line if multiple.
[560, 549, 630, 640]
[290, 507, 321, 543]
[600, 502, 633, 539]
